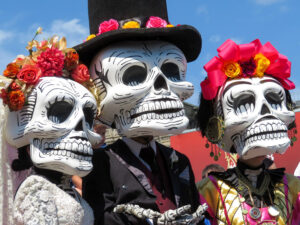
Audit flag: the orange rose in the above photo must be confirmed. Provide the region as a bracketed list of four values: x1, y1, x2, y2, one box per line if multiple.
[65, 49, 79, 70]
[71, 64, 90, 83]
[17, 65, 42, 84]
[3, 63, 20, 78]
[222, 61, 241, 78]
[8, 90, 25, 111]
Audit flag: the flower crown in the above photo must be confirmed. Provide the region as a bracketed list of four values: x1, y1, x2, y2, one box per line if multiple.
[85, 16, 177, 41]
[0, 28, 100, 112]
[201, 39, 295, 100]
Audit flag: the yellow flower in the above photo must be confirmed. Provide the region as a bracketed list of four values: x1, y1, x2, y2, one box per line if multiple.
[254, 53, 270, 77]
[122, 21, 140, 29]
[222, 61, 241, 78]
[166, 24, 174, 27]
[86, 34, 96, 41]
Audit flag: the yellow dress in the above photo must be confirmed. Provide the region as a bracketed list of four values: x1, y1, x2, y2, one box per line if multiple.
[198, 173, 300, 225]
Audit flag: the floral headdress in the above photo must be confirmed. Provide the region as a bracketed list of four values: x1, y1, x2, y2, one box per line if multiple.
[201, 39, 294, 100]
[85, 16, 176, 41]
[0, 28, 100, 112]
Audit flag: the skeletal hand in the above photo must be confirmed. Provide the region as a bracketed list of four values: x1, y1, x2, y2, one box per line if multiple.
[114, 203, 208, 225]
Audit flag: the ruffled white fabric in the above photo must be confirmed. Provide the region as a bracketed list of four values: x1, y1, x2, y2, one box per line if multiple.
[13, 175, 94, 225]
[0, 102, 14, 224]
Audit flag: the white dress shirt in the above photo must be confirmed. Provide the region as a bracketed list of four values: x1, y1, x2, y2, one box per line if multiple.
[122, 137, 157, 171]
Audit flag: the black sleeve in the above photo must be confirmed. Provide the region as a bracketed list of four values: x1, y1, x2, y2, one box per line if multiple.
[187, 159, 200, 212]
[83, 149, 150, 225]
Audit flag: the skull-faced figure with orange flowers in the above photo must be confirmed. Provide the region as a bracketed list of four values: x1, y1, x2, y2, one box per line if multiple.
[74, 0, 208, 224]
[197, 39, 300, 224]
[0, 33, 103, 224]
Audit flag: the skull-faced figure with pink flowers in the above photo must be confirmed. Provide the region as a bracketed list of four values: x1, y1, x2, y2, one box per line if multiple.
[197, 39, 300, 224]
[74, 0, 208, 224]
[0, 34, 102, 224]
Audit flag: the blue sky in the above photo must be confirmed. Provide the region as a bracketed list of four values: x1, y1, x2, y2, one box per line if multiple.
[1, 0, 299, 105]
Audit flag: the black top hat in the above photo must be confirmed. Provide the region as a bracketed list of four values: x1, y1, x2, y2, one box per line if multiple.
[74, 0, 202, 65]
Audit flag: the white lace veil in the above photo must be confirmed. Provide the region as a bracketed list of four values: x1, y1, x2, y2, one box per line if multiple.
[0, 101, 31, 224]
[0, 101, 14, 223]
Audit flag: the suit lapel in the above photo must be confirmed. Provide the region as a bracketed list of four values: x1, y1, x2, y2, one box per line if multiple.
[157, 142, 182, 207]
[110, 140, 155, 196]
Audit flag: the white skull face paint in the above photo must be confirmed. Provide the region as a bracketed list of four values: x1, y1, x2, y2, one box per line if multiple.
[217, 76, 295, 159]
[5, 77, 102, 177]
[91, 41, 194, 137]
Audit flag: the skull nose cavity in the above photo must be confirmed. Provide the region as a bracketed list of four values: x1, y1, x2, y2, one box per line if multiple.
[261, 104, 271, 115]
[75, 120, 83, 131]
[154, 75, 168, 91]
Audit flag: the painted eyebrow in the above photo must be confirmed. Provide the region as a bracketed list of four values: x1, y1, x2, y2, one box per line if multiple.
[117, 54, 144, 66]
[260, 78, 281, 86]
[158, 51, 185, 64]
[223, 80, 253, 96]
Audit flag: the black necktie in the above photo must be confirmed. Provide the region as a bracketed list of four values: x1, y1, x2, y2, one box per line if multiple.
[139, 146, 159, 173]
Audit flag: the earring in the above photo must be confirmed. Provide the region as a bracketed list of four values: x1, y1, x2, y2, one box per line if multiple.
[205, 140, 222, 161]
[205, 116, 225, 144]
[288, 128, 297, 146]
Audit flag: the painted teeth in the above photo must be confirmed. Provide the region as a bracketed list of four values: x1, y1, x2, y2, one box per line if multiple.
[235, 103, 255, 116]
[122, 100, 185, 125]
[41, 139, 93, 159]
[245, 132, 288, 144]
[243, 122, 288, 142]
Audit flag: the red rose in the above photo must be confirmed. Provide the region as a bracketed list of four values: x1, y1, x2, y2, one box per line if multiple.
[146, 16, 167, 28]
[0, 89, 8, 105]
[98, 19, 119, 35]
[17, 65, 42, 84]
[71, 64, 90, 83]
[9, 82, 21, 90]
[3, 62, 20, 78]
[8, 90, 25, 111]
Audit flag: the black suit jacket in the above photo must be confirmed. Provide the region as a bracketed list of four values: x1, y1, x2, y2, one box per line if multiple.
[83, 139, 200, 225]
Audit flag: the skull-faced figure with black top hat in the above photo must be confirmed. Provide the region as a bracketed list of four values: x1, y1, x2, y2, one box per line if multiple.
[197, 39, 300, 224]
[75, 0, 207, 224]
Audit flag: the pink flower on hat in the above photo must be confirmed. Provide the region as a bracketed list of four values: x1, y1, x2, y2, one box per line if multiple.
[98, 19, 119, 35]
[146, 16, 168, 28]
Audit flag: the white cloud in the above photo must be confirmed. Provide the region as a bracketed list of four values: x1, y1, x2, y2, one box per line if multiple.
[38, 19, 89, 47]
[196, 5, 208, 15]
[279, 5, 289, 12]
[0, 30, 13, 44]
[209, 35, 221, 43]
[0, 29, 15, 70]
[252, 0, 284, 6]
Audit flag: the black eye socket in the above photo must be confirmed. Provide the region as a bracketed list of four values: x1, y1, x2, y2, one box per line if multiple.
[233, 94, 255, 111]
[122, 65, 147, 86]
[265, 92, 283, 105]
[161, 62, 180, 82]
[47, 101, 73, 124]
[83, 107, 95, 128]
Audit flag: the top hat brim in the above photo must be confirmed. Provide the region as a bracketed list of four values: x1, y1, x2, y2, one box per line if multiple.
[74, 25, 201, 65]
